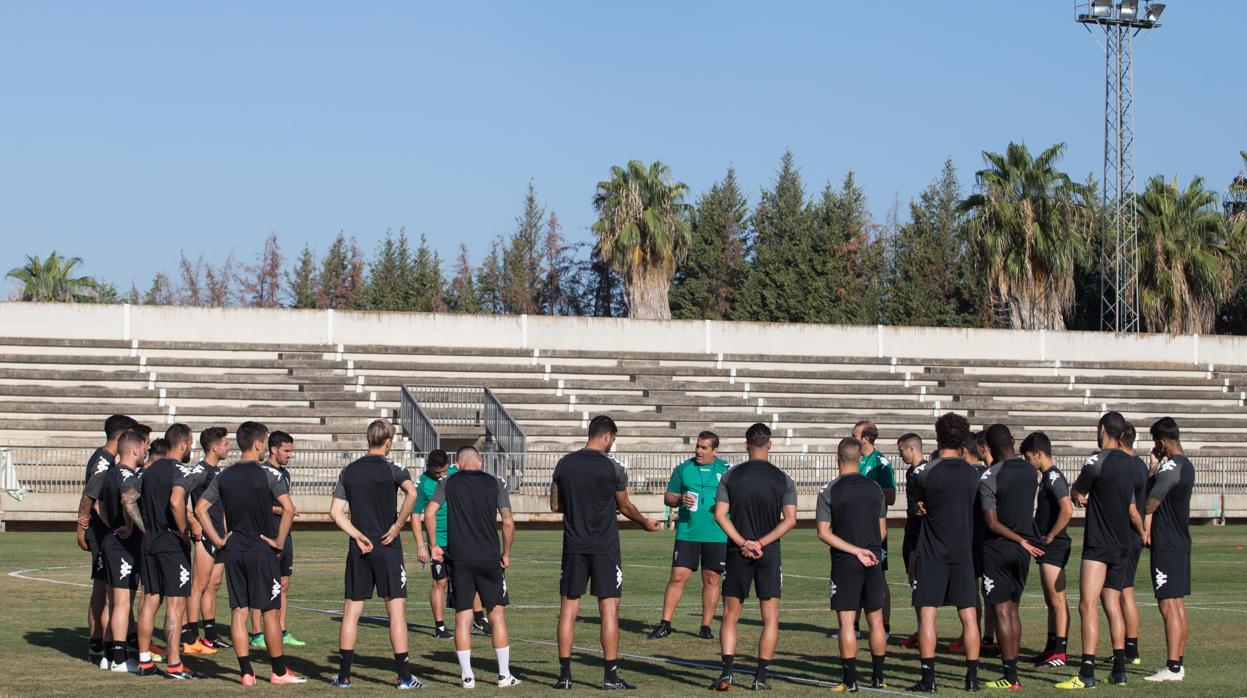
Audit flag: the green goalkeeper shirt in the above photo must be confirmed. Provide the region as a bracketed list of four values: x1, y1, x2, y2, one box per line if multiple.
[858, 449, 896, 490]
[666, 457, 731, 543]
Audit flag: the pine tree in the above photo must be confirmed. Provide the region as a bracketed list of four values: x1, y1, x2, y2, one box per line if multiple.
[241, 232, 284, 307]
[540, 212, 576, 315]
[286, 245, 319, 309]
[143, 273, 176, 305]
[317, 235, 349, 309]
[447, 244, 481, 313]
[365, 232, 405, 311]
[733, 151, 821, 322]
[814, 171, 877, 325]
[476, 237, 505, 314]
[203, 252, 235, 306]
[886, 159, 980, 327]
[178, 253, 203, 306]
[410, 233, 447, 312]
[670, 167, 749, 320]
[502, 182, 545, 314]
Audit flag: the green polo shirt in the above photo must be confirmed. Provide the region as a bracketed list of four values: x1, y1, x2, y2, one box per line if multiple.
[414, 465, 458, 546]
[666, 457, 731, 543]
[858, 449, 896, 490]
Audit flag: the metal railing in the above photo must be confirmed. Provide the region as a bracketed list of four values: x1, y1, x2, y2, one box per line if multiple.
[399, 386, 440, 453]
[8, 446, 1247, 499]
[408, 385, 483, 427]
[483, 387, 526, 454]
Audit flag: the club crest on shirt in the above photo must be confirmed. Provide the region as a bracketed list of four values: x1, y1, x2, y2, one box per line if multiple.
[1159, 459, 1176, 473]
[1049, 471, 1060, 482]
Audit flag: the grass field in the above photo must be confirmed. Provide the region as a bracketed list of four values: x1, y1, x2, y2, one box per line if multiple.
[2, 526, 1245, 697]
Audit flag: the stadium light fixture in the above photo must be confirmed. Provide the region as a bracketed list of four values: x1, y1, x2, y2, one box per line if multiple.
[1091, 0, 1112, 18]
[1119, 0, 1139, 21]
[1146, 3, 1165, 23]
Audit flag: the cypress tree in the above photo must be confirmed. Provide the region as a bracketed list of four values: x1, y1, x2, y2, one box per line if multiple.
[670, 167, 749, 320]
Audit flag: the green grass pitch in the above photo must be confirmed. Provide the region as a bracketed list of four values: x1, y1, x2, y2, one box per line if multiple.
[2, 526, 1245, 696]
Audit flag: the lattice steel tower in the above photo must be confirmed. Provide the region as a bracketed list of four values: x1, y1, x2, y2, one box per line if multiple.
[1076, 1, 1165, 332]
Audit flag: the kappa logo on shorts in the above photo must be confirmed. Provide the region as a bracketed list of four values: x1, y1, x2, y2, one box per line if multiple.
[119, 559, 132, 579]
[615, 565, 623, 589]
[434, 564, 442, 575]
[1155, 568, 1168, 589]
[96, 555, 104, 571]
[673, 549, 678, 565]
[400, 566, 407, 589]
[829, 581, 837, 598]
[911, 576, 918, 591]
[502, 577, 508, 598]
[178, 564, 190, 587]
[983, 576, 996, 595]
[271, 578, 281, 600]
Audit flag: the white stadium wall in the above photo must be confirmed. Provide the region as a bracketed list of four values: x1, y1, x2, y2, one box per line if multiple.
[3, 301, 1246, 365]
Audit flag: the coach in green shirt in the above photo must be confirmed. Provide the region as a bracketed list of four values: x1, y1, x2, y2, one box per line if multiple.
[411, 448, 485, 638]
[853, 420, 897, 635]
[647, 431, 731, 641]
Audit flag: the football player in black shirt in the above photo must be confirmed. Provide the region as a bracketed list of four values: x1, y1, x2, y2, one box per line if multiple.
[427, 446, 521, 689]
[978, 424, 1044, 690]
[1142, 417, 1194, 683]
[81, 428, 147, 673]
[248, 431, 302, 649]
[1056, 412, 1146, 689]
[909, 413, 982, 693]
[125, 423, 203, 679]
[711, 423, 798, 691]
[173, 426, 231, 652]
[549, 415, 658, 690]
[816, 438, 888, 692]
[896, 432, 926, 649]
[962, 432, 998, 659]
[77, 413, 136, 667]
[1020, 431, 1073, 669]
[1116, 422, 1145, 667]
[195, 421, 305, 685]
[329, 419, 423, 689]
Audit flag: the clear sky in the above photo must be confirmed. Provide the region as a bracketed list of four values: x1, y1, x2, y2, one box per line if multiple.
[2, 1, 1244, 293]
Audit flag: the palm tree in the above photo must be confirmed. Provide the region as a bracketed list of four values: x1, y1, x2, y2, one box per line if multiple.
[961, 143, 1093, 330]
[1136, 175, 1238, 334]
[591, 160, 692, 319]
[6, 251, 99, 302]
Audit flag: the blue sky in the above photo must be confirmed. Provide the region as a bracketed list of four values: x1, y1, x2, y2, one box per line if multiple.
[2, 1, 1244, 292]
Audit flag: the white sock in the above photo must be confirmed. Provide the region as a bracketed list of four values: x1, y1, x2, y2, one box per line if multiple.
[139, 651, 151, 663]
[496, 645, 511, 678]
[457, 649, 474, 680]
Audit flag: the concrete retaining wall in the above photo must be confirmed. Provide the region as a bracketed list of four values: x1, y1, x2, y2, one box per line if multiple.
[4, 302, 1246, 365]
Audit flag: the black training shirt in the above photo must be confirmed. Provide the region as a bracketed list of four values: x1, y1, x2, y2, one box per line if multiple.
[815, 473, 886, 562]
[85, 447, 115, 485]
[84, 464, 139, 537]
[431, 469, 512, 562]
[269, 464, 293, 530]
[552, 448, 628, 554]
[331, 454, 412, 546]
[1147, 455, 1195, 553]
[1072, 449, 1146, 551]
[978, 456, 1041, 544]
[714, 460, 798, 554]
[201, 460, 289, 553]
[175, 460, 225, 534]
[1035, 466, 1072, 542]
[911, 456, 978, 564]
[124, 457, 195, 553]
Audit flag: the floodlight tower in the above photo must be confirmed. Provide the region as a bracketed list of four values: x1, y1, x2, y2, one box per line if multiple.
[1076, 0, 1165, 333]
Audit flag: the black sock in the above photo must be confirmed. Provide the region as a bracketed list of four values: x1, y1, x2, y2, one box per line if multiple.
[841, 658, 857, 687]
[1003, 658, 1019, 684]
[1124, 637, 1138, 660]
[658, 618, 671, 627]
[435, 620, 446, 632]
[871, 653, 886, 683]
[181, 623, 197, 644]
[203, 619, 218, 641]
[558, 656, 572, 679]
[920, 657, 936, 687]
[1166, 657, 1181, 673]
[109, 641, 127, 665]
[338, 649, 354, 682]
[238, 654, 253, 678]
[1055, 636, 1068, 653]
[90, 639, 104, 654]
[395, 652, 411, 681]
[1112, 649, 1126, 674]
[272, 654, 288, 677]
[1042, 633, 1055, 653]
[1079, 654, 1096, 679]
[474, 610, 487, 623]
[966, 658, 979, 683]
[983, 634, 995, 645]
[603, 657, 619, 682]
[755, 660, 769, 683]
[721, 654, 734, 676]
[884, 623, 891, 635]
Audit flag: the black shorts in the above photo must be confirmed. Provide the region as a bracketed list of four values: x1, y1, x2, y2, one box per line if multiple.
[87, 531, 107, 582]
[901, 521, 921, 570]
[830, 557, 886, 611]
[560, 551, 622, 599]
[1101, 542, 1142, 591]
[430, 558, 450, 581]
[224, 548, 282, 611]
[673, 540, 727, 573]
[1082, 546, 1134, 591]
[911, 557, 977, 609]
[345, 543, 407, 601]
[881, 536, 890, 572]
[449, 560, 509, 612]
[1149, 549, 1191, 600]
[1038, 537, 1072, 569]
[723, 548, 782, 600]
[278, 535, 294, 578]
[197, 538, 226, 564]
[981, 542, 1030, 606]
[141, 544, 192, 598]
[101, 533, 142, 591]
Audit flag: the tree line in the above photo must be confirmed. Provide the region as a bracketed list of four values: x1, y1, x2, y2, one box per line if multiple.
[8, 147, 1247, 335]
